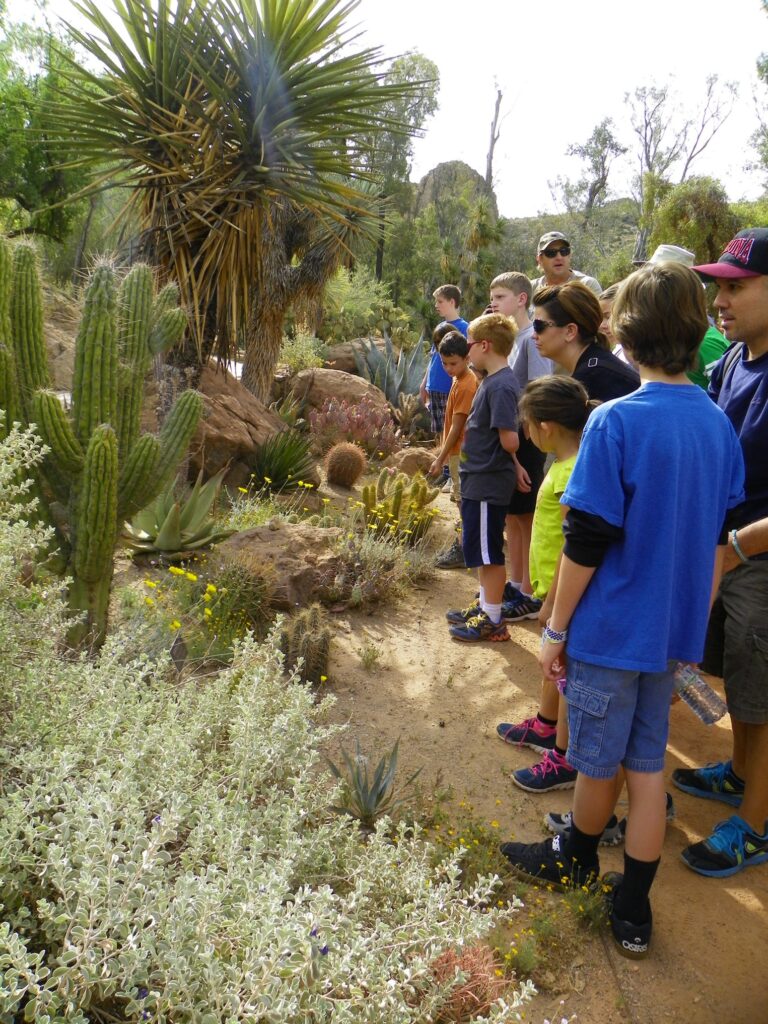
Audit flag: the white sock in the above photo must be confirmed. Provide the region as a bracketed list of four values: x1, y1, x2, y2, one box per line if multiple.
[478, 586, 486, 607]
[484, 602, 502, 624]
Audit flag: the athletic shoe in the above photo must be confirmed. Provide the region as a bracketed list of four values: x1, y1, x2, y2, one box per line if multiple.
[503, 581, 525, 603]
[435, 539, 465, 569]
[441, 478, 453, 493]
[681, 815, 768, 878]
[544, 810, 624, 847]
[445, 599, 481, 624]
[602, 871, 652, 960]
[544, 792, 676, 847]
[496, 716, 557, 754]
[501, 594, 542, 622]
[512, 749, 577, 793]
[449, 611, 510, 643]
[499, 832, 598, 890]
[671, 760, 744, 807]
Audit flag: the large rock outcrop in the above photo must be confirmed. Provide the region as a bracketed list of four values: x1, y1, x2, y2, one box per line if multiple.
[218, 521, 344, 609]
[189, 363, 288, 487]
[288, 367, 390, 413]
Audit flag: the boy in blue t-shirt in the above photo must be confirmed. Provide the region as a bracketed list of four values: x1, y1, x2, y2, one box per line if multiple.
[420, 284, 469, 435]
[499, 262, 745, 959]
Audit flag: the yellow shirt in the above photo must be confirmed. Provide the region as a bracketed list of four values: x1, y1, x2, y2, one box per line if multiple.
[529, 455, 576, 600]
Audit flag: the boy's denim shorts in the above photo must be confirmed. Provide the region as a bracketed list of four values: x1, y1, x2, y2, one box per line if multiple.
[564, 657, 676, 779]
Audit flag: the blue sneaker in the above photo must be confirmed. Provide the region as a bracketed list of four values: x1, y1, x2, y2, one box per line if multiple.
[449, 611, 510, 643]
[681, 815, 768, 877]
[512, 749, 577, 792]
[502, 594, 542, 622]
[671, 760, 744, 807]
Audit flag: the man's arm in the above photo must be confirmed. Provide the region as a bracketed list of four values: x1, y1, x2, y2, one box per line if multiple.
[723, 516, 768, 574]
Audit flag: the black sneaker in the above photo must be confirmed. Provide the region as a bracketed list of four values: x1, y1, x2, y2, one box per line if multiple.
[499, 832, 598, 890]
[501, 594, 542, 622]
[435, 539, 465, 569]
[671, 760, 744, 807]
[602, 871, 652, 960]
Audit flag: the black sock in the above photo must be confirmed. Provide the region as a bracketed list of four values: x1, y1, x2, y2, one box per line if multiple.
[563, 821, 601, 870]
[614, 853, 659, 924]
[537, 713, 557, 727]
[554, 744, 568, 758]
[728, 765, 745, 786]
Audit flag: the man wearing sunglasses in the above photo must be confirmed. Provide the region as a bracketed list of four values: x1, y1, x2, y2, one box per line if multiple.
[531, 231, 602, 298]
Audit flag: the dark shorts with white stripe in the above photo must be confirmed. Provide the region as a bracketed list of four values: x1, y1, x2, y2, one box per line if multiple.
[460, 498, 507, 568]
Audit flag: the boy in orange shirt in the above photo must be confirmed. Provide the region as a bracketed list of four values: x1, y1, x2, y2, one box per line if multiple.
[429, 331, 479, 568]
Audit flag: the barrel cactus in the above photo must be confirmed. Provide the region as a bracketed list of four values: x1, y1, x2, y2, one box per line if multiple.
[0, 238, 203, 647]
[324, 441, 366, 489]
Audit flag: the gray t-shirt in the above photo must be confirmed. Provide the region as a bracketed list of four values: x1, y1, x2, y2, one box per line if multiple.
[530, 269, 603, 301]
[508, 322, 554, 395]
[459, 365, 519, 505]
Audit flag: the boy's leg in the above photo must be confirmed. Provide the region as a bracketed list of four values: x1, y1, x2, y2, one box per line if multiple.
[504, 514, 523, 586]
[451, 502, 510, 642]
[497, 674, 558, 751]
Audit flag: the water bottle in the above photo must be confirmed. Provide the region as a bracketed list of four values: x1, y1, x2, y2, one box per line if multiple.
[673, 663, 728, 725]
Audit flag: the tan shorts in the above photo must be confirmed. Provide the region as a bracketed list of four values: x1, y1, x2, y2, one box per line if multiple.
[448, 454, 461, 505]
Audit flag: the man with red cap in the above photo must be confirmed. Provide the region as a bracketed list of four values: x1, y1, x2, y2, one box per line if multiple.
[673, 228, 768, 877]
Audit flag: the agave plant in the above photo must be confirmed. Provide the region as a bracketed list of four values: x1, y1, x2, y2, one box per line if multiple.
[328, 738, 422, 831]
[354, 329, 429, 406]
[123, 468, 234, 559]
[247, 429, 317, 490]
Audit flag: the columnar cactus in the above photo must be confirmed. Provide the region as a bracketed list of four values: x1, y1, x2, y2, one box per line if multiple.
[361, 470, 440, 545]
[0, 238, 203, 647]
[281, 604, 331, 685]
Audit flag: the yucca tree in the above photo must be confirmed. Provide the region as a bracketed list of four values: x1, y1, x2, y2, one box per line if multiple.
[47, 0, 419, 400]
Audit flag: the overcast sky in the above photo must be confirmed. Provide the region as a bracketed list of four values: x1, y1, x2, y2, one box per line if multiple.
[355, 0, 768, 217]
[9, 0, 768, 218]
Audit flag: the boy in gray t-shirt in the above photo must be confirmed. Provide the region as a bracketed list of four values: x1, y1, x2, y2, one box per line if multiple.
[446, 313, 521, 643]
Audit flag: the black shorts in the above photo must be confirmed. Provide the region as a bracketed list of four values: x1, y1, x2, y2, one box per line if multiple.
[702, 561, 768, 724]
[508, 432, 545, 516]
[460, 498, 507, 568]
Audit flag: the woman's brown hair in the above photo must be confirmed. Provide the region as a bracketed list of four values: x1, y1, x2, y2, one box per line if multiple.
[532, 280, 609, 350]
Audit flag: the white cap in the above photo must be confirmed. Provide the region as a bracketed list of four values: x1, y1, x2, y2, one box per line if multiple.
[646, 244, 696, 267]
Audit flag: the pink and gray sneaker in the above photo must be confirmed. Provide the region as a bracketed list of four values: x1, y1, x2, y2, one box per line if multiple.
[512, 749, 577, 792]
[496, 716, 557, 755]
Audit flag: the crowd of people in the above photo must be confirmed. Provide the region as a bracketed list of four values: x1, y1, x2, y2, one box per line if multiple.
[422, 227, 768, 960]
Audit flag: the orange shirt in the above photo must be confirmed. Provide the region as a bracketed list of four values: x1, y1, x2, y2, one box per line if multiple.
[443, 370, 478, 456]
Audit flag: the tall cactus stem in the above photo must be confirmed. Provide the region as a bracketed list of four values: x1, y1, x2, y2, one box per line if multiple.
[72, 264, 118, 448]
[10, 244, 49, 420]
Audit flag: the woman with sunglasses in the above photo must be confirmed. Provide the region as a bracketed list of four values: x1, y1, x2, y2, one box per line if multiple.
[532, 280, 640, 403]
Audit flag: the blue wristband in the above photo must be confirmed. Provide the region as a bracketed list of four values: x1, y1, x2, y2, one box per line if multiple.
[730, 529, 750, 565]
[542, 621, 568, 644]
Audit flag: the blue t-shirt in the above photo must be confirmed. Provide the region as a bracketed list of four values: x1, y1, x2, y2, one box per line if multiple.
[426, 318, 469, 393]
[459, 365, 519, 505]
[709, 344, 768, 537]
[562, 383, 745, 672]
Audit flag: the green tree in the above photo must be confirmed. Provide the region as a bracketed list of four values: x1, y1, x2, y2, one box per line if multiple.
[47, 0, 420, 401]
[0, 20, 88, 240]
[649, 176, 740, 263]
[551, 119, 627, 224]
[361, 52, 439, 281]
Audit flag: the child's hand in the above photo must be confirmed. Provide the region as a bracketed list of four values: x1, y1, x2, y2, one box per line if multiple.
[515, 461, 532, 493]
[539, 641, 566, 682]
[427, 459, 442, 478]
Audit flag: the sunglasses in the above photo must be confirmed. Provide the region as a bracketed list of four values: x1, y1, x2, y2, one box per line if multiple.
[466, 338, 485, 348]
[541, 246, 571, 258]
[532, 319, 560, 334]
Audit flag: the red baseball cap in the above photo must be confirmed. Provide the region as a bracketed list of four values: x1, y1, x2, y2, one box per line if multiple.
[692, 229, 768, 280]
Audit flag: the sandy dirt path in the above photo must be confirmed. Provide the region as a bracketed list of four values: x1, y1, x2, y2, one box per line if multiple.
[324, 505, 768, 1024]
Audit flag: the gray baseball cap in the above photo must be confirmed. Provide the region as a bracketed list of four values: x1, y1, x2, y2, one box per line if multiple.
[538, 231, 570, 254]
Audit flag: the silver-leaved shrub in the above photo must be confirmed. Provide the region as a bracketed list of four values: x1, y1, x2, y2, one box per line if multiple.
[0, 425, 534, 1023]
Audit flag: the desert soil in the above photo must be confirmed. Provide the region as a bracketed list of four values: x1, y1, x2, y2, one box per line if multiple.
[323, 491, 768, 1024]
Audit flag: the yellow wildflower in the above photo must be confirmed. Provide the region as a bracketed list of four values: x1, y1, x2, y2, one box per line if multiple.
[206, 583, 217, 594]
[169, 619, 181, 630]
[320, 675, 328, 683]
[185, 572, 198, 582]
[264, 476, 272, 484]
[144, 580, 157, 588]
[168, 566, 185, 576]
[490, 820, 499, 828]
[204, 608, 212, 618]
[144, 596, 155, 607]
